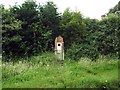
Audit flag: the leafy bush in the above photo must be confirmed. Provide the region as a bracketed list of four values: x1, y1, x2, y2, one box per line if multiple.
[2, 1, 60, 59]
[66, 43, 99, 61]
[1, 1, 120, 60]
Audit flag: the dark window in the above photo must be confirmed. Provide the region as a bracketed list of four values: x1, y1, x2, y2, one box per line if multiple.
[58, 44, 60, 46]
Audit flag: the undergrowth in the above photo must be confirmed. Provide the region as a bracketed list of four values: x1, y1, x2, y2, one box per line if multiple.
[2, 53, 119, 88]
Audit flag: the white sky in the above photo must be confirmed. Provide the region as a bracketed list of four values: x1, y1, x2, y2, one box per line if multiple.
[0, 0, 119, 20]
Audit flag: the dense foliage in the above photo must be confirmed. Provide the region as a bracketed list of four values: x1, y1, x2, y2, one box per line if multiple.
[1, 0, 120, 60]
[2, 1, 60, 58]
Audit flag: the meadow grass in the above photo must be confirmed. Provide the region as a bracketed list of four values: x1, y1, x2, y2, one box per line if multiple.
[2, 53, 119, 88]
[0, 55, 2, 89]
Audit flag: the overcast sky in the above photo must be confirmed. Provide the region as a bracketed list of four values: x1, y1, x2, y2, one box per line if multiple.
[1, 0, 119, 20]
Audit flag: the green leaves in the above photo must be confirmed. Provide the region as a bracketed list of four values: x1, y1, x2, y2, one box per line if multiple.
[2, 0, 120, 60]
[60, 9, 85, 48]
[98, 14, 119, 56]
[2, 0, 60, 59]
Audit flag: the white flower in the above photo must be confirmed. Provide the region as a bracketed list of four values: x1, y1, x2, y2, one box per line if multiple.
[105, 80, 107, 82]
[19, 61, 22, 64]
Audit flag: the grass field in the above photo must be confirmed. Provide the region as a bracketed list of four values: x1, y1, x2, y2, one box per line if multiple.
[0, 55, 2, 89]
[2, 53, 119, 88]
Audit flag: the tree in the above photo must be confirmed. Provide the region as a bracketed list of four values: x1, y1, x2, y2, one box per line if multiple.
[10, 0, 43, 56]
[60, 8, 85, 49]
[84, 18, 100, 31]
[2, 5, 22, 57]
[98, 14, 119, 57]
[108, 1, 120, 14]
[2, 0, 60, 58]
[39, 1, 60, 51]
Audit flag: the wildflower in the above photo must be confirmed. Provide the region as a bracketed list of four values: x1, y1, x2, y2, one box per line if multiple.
[19, 61, 22, 64]
[105, 80, 107, 82]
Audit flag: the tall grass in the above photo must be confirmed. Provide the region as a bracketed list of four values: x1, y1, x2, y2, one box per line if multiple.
[0, 55, 2, 89]
[2, 53, 119, 88]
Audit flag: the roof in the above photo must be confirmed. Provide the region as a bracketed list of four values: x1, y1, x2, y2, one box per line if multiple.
[55, 35, 63, 42]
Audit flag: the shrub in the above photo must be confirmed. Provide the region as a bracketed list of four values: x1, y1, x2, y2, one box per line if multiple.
[66, 43, 99, 61]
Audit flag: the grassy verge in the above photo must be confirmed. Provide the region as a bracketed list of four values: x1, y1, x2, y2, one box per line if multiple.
[2, 53, 119, 88]
[0, 55, 2, 89]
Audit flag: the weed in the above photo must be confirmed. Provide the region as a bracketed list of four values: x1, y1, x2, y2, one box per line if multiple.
[2, 53, 119, 88]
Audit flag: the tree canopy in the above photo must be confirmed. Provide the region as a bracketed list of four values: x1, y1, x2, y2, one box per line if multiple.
[1, 0, 120, 60]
